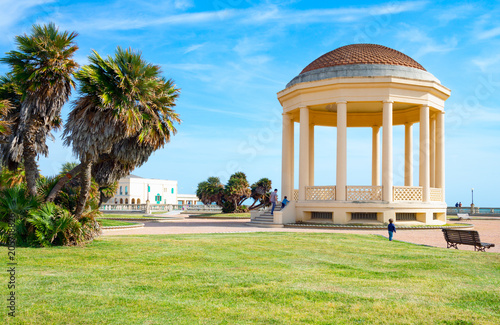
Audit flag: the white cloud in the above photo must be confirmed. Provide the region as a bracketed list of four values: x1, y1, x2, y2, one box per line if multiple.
[0, 0, 55, 29]
[183, 43, 206, 54]
[0, 0, 56, 44]
[46, 1, 429, 32]
[162, 63, 215, 71]
[476, 26, 500, 40]
[472, 55, 500, 72]
[436, 3, 476, 24]
[174, 0, 194, 11]
[396, 27, 457, 58]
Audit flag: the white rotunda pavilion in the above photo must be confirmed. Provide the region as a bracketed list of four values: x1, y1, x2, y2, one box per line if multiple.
[275, 44, 451, 225]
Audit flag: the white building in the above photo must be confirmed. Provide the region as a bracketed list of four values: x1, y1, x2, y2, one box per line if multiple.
[108, 175, 198, 205]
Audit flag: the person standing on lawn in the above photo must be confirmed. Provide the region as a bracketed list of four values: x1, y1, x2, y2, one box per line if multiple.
[388, 219, 396, 241]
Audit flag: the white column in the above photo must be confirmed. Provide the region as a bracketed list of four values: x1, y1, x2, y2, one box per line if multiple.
[430, 116, 436, 188]
[436, 112, 445, 196]
[371, 126, 380, 186]
[309, 124, 314, 186]
[298, 107, 310, 201]
[281, 113, 293, 200]
[336, 101, 347, 201]
[404, 123, 413, 186]
[420, 105, 430, 202]
[382, 101, 393, 202]
[289, 119, 295, 200]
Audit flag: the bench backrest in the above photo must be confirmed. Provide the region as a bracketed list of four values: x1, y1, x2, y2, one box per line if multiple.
[442, 229, 481, 245]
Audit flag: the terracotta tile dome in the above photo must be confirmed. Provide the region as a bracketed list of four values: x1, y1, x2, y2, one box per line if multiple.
[300, 44, 426, 74]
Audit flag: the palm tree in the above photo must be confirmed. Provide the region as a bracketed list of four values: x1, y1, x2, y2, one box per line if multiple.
[0, 99, 12, 139]
[0, 23, 78, 196]
[224, 172, 251, 212]
[196, 177, 224, 206]
[0, 74, 21, 165]
[249, 178, 272, 210]
[63, 47, 180, 218]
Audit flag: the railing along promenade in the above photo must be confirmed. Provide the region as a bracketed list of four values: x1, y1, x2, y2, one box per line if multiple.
[446, 207, 500, 216]
[100, 204, 222, 213]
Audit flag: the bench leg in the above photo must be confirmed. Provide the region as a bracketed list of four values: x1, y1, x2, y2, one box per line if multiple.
[447, 242, 459, 249]
[475, 246, 486, 252]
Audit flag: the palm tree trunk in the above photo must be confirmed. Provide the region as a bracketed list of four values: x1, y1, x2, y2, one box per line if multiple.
[74, 156, 93, 219]
[46, 163, 83, 202]
[23, 124, 40, 197]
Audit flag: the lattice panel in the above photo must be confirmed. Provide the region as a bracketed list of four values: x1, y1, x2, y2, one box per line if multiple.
[347, 186, 382, 201]
[393, 186, 422, 201]
[430, 188, 443, 202]
[305, 186, 336, 200]
[293, 189, 299, 201]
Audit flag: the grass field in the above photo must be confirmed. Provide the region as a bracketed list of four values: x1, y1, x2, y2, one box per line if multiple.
[1, 233, 499, 324]
[98, 219, 141, 227]
[101, 214, 167, 219]
[188, 212, 250, 218]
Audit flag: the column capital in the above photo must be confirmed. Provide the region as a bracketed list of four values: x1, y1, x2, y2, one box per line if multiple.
[336, 100, 347, 104]
[383, 100, 394, 104]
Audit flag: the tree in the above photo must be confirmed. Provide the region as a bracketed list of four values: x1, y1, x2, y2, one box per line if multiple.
[249, 178, 272, 210]
[0, 74, 22, 166]
[62, 47, 180, 218]
[0, 99, 12, 139]
[0, 23, 78, 196]
[196, 173, 270, 213]
[224, 172, 251, 212]
[196, 177, 224, 206]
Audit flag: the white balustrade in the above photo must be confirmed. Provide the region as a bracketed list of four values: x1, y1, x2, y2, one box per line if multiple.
[430, 188, 443, 202]
[346, 186, 382, 201]
[305, 186, 336, 200]
[393, 186, 422, 201]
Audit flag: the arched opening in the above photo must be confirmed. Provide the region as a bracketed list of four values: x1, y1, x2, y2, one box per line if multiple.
[131, 198, 135, 204]
[137, 199, 141, 204]
[120, 198, 123, 204]
[125, 198, 129, 204]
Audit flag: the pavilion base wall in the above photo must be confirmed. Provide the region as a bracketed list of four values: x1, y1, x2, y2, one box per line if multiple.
[283, 201, 447, 225]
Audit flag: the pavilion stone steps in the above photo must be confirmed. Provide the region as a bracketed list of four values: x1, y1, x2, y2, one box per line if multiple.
[249, 204, 282, 225]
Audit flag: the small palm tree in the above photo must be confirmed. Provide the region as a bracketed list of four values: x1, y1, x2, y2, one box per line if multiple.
[0, 74, 21, 167]
[64, 47, 180, 218]
[249, 178, 272, 210]
[196, 177, 224, 206]
[224, 172, 251, 212]
[0, 23, 78, 196]
[0, 99, 12, 139]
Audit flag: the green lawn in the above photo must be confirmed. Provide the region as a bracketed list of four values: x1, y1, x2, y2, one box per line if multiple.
[101, 214, 165, 219]
[98, 219, 141, 227]
[189, 212, 250, 218]
[2, 233, 499, 324]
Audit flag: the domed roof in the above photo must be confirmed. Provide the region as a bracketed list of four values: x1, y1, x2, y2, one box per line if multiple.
[300, 44, 426, 74]
[286, 43, 439, 88]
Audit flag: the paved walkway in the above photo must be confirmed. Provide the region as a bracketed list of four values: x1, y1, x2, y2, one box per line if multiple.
[103, 217, 500, 253]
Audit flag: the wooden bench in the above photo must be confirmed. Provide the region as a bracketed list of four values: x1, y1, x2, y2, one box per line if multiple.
[457, 213, 471, 220]
[442, 229, 495, 252]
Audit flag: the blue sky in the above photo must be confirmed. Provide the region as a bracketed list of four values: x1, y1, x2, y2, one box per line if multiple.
[1, 0, 500, 207]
